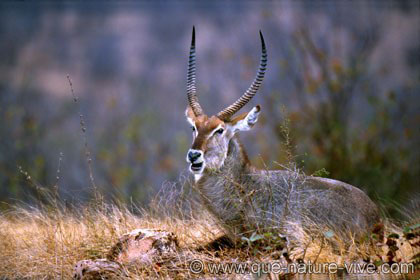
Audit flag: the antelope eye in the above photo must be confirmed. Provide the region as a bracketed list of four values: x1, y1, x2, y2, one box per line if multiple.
[192, 126, 196, 132]
[215, 128, 224, 135]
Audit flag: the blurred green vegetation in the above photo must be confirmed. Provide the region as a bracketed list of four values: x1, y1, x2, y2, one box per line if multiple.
[262, 30, 419, 217]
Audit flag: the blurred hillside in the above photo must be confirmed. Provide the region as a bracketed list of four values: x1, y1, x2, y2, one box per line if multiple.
[0, 1, 418, 216]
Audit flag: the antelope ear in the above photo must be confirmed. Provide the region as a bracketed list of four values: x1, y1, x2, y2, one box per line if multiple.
[185, 106, 196, 126]
[229, 105, 261, 133]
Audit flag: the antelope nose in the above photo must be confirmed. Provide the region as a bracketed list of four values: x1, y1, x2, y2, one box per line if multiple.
[188, 150, 202, 163]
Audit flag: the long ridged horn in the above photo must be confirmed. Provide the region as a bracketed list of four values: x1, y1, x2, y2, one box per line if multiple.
[186, 26, 204, 116]
[217, 31, 267, 121]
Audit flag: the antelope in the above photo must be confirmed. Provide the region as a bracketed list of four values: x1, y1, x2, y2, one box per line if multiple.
[184, 27, 380, 242]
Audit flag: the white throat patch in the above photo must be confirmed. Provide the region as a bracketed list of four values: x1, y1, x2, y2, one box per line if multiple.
[194, 173, 203, 182]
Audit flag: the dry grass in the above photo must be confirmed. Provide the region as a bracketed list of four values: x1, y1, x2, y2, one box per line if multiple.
[0, 187, 418, 280]
[0, 201, 216, 279]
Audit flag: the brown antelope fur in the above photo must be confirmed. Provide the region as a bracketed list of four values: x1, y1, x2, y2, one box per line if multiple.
[184, 27, 380, 242]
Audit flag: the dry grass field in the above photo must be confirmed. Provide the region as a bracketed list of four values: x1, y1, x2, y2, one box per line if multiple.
[0, 185, 418, 279]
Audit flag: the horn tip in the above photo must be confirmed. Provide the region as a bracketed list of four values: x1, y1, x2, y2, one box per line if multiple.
[191, 26, 196, 46]
[259, 30, 266, 49]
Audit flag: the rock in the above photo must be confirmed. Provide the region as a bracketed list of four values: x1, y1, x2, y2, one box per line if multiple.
[73, 229, 179, 279]
[73, 259, 126, 280]
[107, 228, 179, 265]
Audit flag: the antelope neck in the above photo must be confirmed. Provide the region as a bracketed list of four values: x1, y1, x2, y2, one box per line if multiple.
[198, 135, 251, 183]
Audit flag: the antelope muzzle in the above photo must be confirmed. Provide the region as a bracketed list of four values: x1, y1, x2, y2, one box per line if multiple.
[186, 149, 204, 173]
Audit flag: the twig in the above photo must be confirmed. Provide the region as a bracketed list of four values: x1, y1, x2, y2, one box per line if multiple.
[301, 237, 312, 261]
[66, 74, 99, 201]
[18, 165, 49, 207]
[279, 106, 294, 166]
[313, 237, 324, 264]
[53, 152, 63, 204]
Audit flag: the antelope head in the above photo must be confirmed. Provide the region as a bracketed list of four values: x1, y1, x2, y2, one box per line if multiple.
[185, 27, 267, 175]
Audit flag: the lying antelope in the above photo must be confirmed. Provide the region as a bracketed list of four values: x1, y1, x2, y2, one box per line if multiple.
[184, 27, 380, 241]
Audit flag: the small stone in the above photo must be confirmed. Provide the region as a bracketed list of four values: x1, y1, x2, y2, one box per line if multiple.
[107, 228, 179, 265]
[73, 259, 125, 280]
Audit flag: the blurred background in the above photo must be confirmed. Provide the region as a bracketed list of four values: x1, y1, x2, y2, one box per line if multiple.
[0, 1, 418, 216]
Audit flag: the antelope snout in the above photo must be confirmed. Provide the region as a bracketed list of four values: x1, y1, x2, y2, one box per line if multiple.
[187, 149, 203, 163]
